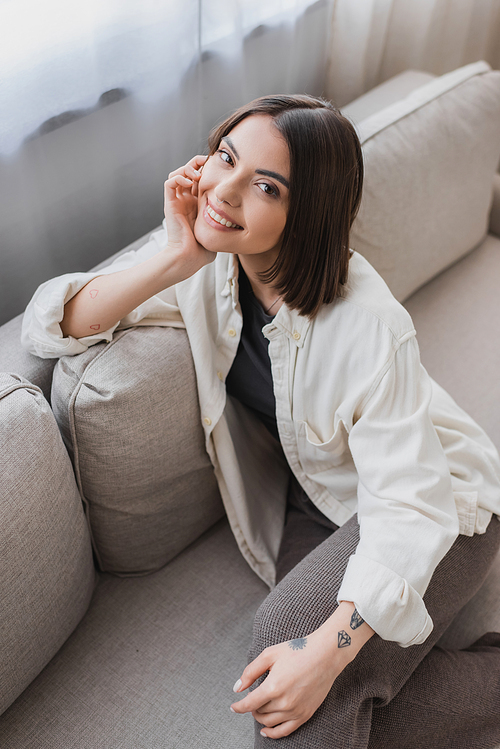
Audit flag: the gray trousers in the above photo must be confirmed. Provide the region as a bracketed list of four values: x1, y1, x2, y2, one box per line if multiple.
[250, 478, 500, 749]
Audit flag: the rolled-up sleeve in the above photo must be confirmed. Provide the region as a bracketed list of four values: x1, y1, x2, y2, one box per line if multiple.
[336, 334, 460, 647]
[21, 221, 183, 359]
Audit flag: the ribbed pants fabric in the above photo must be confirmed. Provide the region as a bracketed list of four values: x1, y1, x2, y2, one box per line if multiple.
[249, 488, 500, 749]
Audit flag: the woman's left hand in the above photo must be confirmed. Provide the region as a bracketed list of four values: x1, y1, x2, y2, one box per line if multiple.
[230, 625, 352, 739]
[230, 600, 375, 739]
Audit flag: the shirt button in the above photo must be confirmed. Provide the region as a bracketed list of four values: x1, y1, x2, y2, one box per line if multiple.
[203, 417, 212, 426]
[217, 371, 224, 381]
[292, 330, 301, 340]
[228, 328, 236, 337]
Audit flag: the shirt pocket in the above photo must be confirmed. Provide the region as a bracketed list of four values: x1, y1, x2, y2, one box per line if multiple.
[296, 418, 349, 475]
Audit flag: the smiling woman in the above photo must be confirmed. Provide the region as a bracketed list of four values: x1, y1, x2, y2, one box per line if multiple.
[21, 93, 500, 749]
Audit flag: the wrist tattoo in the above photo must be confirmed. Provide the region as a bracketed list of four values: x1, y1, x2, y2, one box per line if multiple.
[350, 608, 364, 630]
[89, 289, 99, 298]
[288, 637, 307, 651]
[90, 324, 101, 330]
[338, 630, 351, 648]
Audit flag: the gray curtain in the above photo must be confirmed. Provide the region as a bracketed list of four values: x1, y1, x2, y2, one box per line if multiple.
[0, 0, 333, 325]
[325, 0, 500, 106]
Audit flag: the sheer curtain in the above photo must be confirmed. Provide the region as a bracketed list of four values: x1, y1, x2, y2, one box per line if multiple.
[0, 0, 333, 324]
[325, 0, 500, 106]
[4, 0, 498, 325]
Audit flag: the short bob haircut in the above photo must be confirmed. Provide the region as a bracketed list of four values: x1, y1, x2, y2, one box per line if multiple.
[207, 94, 364, 319]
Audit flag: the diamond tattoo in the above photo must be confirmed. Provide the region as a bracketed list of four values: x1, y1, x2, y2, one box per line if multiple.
[338, 630, 351, 648]
[350, 609, 365, 630]
[288, 637, 308, 651]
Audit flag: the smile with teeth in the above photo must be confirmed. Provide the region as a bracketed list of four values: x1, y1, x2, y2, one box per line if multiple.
[206, 205, 242, 229]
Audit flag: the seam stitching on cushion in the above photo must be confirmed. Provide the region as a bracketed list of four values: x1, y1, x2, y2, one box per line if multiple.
[360, 66, 492, 146]
[66, 327, 134, 572]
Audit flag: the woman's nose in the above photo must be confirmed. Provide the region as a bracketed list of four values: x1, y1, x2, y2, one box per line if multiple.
[214, 175, 241, 206]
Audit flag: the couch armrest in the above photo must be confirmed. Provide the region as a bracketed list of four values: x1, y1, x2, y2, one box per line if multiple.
[489, 173, 500, 238]
[0, 315, 56, 403]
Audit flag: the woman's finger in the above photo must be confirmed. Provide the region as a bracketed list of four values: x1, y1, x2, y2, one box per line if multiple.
[252, 710, 289, 728]
[168, 164, 201, 181]
[164, 174, 193, 191]
[231, 684, 273, 716]
[168, 154, 208, 180]
[234, 648, 274, 694]
[260, 719, 302, 740]
[164, 175, 196, 208]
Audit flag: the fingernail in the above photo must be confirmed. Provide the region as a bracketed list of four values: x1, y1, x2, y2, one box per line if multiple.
[233, 678, 242, 693]
[194, 169, 200, 176]
[260, 729, 267, 737]
[229, 706, 236, 713]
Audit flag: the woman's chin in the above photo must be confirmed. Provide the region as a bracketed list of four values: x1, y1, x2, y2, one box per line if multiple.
[194, 223, 228, 253]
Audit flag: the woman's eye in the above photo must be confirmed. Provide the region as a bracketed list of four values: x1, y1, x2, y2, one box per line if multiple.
[258, 182, 278, 197]
[217, 149, 233, 165]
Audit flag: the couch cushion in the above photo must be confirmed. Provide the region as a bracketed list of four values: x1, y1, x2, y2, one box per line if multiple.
[51, 325, 224, 575]
[347, 60, 500, 302]
[404, 232, 500, 649]
[0, 373, 96, 716]
[0, 519, 267, 748]
[0, 315, 56, 403]
[341, 69, 435, 123]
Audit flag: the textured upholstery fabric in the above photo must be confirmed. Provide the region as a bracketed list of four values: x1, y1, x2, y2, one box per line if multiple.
[0, 315, 56, 403]
[490, 172, 500, 238]
[0, 373, 96, 715]
[51, 325, 224, 575]
[348, 60, 500, 302]
[403, 232, 500, 649]
[0, 519, 266, 749]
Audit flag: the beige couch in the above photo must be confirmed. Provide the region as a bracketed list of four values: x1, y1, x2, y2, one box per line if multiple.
[1, 60, 500, 747]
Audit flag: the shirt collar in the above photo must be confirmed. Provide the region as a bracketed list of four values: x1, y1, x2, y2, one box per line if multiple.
[222, 255, 311, 348]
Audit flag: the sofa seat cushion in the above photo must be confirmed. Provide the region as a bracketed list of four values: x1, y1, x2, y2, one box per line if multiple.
[0, 519, 267, 749]
[404, 232, 500, 648]
[0, 373, 96, 716]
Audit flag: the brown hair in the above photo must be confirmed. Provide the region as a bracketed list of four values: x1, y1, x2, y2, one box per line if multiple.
[207, 94, 364, 318]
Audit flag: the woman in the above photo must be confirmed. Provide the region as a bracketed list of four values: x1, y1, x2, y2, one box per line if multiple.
[22, 95, 500, 748]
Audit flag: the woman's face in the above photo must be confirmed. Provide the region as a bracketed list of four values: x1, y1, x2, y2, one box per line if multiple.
[194, 114, 290, 260]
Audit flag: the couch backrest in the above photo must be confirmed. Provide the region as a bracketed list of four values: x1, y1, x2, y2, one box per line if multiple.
[345, 60, 500, 302]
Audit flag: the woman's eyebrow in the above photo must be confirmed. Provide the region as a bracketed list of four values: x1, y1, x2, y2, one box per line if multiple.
[222, 136, 239, 158]
[221, 135, 290, 190]
[255, 169, 290, 190]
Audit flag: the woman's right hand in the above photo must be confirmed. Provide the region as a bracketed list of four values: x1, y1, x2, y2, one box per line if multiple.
[163, 154, 215, 275]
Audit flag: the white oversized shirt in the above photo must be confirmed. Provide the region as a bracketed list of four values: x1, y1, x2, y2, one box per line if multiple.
[21, 221, 500, 647]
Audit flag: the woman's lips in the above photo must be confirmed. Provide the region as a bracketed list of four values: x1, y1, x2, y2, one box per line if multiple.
[203, 199, 243, 231]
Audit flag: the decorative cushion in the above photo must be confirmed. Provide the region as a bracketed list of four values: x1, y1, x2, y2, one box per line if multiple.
[347, 60, 500, 301]
[0, 373, 95, 715]
[51, 325, 224, 575]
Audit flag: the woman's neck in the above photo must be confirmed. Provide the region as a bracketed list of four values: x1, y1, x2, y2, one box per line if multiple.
[237, 253, 284, 315]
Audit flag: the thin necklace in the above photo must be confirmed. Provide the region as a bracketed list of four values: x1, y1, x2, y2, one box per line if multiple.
[265, 296, 282, 314]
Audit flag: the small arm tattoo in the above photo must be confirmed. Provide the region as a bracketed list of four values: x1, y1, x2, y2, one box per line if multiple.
[89, 289, 99, 298]
[350, 609, 365, 630]
[90, 324, 101, 330]
[288, 637, 307, 651]
[338, 630, 351, 648]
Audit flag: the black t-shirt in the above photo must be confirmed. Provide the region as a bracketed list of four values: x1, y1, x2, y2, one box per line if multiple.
[225, 262, 279, 441]
[225, 262, 338, 531]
